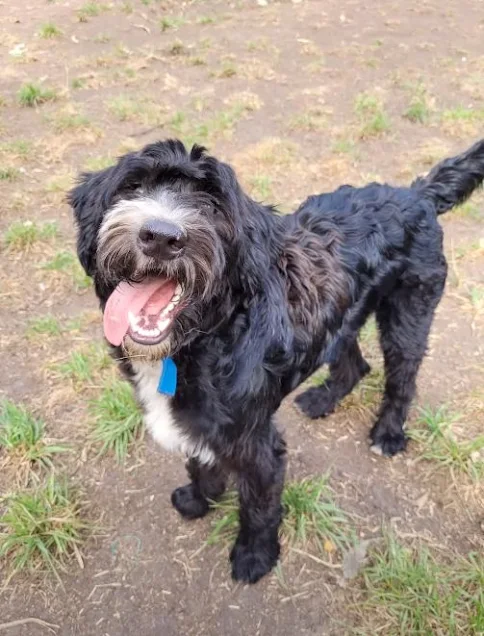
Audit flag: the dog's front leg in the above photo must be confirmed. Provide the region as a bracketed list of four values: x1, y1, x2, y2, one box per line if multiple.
[230, 427, 286, 584]
[171, 458, 226, 520]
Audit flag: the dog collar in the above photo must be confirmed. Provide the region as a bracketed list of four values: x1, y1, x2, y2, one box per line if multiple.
[157, 357, 177, 396]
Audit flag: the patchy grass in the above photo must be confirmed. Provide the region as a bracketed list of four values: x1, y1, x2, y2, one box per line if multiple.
[354, 92, 390, 139]
[408, 406, 484, 479]
[167, 39, 186, 56]
[0, 400, 68, 481]
[42, 250, 92, 291]
[342, 367, 385, 411]
[169, 99, 256, 147]
[106, 96, 141, 121]
[160, 16, 186, 31]
[0, 139, 34, 160]
[0, 167, 20, 181]
[288, 107, 328, 132]
[249, 174, 273, 200]
[49, 109, 92, 132]
[197, 15, 217, 25]
[106, 96, 165, 125]
[4, 221, 58, 251]
[359, 317, 379, 349]
[282, 477, 352, 551]
[54, 346, 112, 386]
[453, 200, 484, 221]
[210, 61, 238, 79]
[441, 106, 484, 136]
[84, 154, 115, 171]
[17, 83, 57, 107]
[208, 476, 352, 555]
[89, 380, 144, 462]
[404, 85, 431, 124]
[71, 77, 87, 90]
[358, 535, 484, 635]
[0, 476, 89, 583]
[27, 315, 62, 338]
[332, 137, 358, 155]
[78, 1, 108, 21]
[38, 22, 62, 39]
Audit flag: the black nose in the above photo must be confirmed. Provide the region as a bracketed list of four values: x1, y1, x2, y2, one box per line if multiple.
[138, 219, 186, 260]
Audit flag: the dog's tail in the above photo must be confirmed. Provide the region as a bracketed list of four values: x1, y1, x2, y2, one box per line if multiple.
[413, 138, 484, 214]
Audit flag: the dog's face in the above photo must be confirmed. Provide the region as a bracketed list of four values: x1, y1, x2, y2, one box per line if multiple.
[69, 140, 250, 360]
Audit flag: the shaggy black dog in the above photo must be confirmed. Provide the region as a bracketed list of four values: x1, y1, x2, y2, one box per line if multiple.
[69, 138, 484, 584]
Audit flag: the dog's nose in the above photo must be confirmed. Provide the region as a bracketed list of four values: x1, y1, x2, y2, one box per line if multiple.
[138, 219, 186, 260]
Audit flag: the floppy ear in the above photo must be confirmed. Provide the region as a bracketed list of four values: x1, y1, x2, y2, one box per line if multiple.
[67, 166, 118, 276]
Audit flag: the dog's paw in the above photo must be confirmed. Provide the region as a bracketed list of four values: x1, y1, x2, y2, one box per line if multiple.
[294, 386, 336, 419]
[230, 537, 280, 584]
[171, 484, 209, 520]
[370, 428, 407, 457]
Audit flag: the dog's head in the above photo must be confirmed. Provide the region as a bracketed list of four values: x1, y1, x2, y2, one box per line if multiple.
[69, 139, 271, 360]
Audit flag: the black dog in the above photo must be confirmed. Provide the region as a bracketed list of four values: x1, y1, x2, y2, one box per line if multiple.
[69, 138, 484, 584]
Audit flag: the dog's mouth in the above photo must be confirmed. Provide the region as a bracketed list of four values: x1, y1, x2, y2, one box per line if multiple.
[103, 278, 183, 347]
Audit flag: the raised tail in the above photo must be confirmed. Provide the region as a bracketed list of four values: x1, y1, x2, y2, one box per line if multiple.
[413, 138, 484, 214]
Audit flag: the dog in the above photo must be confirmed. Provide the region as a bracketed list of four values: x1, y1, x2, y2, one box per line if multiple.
[69, 138, 484, 584]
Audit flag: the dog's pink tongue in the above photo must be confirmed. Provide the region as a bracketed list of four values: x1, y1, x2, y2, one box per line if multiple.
[103, 279, 175, 346]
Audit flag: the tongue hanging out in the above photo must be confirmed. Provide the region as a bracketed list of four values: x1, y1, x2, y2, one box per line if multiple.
[103, 279, 182, 346]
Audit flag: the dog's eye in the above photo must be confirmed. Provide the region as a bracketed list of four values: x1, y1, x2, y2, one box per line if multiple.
[200, 202, 214, 215]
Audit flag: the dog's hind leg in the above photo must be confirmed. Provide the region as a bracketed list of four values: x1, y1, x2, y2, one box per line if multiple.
[295, 341, 371, 418]
[171, 458, 226, 520]
[371, 267, 446, 456]
[230, 425, 286, 584]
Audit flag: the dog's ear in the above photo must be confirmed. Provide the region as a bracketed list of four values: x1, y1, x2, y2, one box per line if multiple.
[67, 166, 118, 276]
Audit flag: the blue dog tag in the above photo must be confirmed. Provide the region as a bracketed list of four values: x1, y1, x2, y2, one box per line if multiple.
[157, 358, 177, 397]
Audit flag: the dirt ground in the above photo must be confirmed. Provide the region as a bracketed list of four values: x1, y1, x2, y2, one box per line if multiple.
[1, 0, 484, 634]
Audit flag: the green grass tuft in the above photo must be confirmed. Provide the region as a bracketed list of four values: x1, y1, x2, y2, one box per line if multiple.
[18, 83, 57, 107]
[354, 92, 390, 139]
[39, 22, 62, 39]
[84, 155, 115, 171]
[0, 476, 89, 582]
[409, 406, 484, 479]
[0, 167, 20, 181]
[4, 221, 58, 250]
[249, 174, 273, 200]
[78, 1, 107, 21]
[0, 140, 33, 158]
[90, 380, 144, 461]
[288, 107, 328, 132]
[42, 250, 92, 290]
[0, 400, 68, 473]
[404, 98, 430, 124]
[55, 346, 112, 386]
[442, 106, 484, 123]
[160, 16, 186, 31]
[52, 111, 91, 132]
[27, 316, 62, 338]
[207, 476, 352, 553]
[281, 477, 352, 550]
[360, 535, 484, 635]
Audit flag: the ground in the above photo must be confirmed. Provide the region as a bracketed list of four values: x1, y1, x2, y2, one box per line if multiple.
[1, 0, 484, 634]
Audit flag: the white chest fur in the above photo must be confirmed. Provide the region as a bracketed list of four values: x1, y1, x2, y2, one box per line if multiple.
[131, 361, 214, 465]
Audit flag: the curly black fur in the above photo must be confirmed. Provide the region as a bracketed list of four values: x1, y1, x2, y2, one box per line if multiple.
[69, 137, 484, 583]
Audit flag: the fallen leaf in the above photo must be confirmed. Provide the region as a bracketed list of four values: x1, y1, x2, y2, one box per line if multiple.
[324, 539, 336, 553]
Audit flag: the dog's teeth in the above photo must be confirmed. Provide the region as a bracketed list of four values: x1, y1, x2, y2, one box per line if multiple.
[158, 318, 170, 332]
[175, 284, 182, 297]
[128, 311, 137, 328]
[166, 301, 175, 313]
[139, 327, 152, 337]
